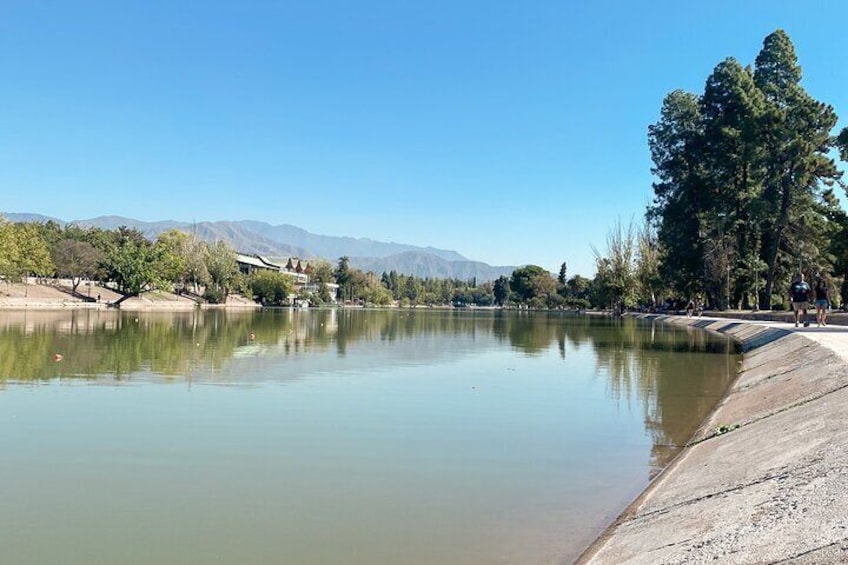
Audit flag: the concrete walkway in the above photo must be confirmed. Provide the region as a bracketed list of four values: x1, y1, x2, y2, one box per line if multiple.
[577, 314, 848, 564]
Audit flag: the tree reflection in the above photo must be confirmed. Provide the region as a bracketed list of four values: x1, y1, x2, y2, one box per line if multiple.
[0, 309, 738, 474]
[590, 318, 738, 474]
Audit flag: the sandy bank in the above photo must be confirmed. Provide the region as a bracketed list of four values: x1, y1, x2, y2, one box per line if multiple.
[577, 314, 848, 564]
[0, 281, 260, 310]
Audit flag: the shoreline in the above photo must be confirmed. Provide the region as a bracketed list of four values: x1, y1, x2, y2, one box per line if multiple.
[576, 313, 848, 563]
[0, 281, 260, 311]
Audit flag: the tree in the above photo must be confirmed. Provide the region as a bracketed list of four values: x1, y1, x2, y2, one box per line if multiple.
[0, 217, 18, 283]
[493, 276, 510, 306]
[592, 219, 637, 311]
[509, 265, 557, 306]
[53, 239, 103, 293]
[154, 229, 189, 288]
[754, 30, 841, 308]
[838, 127, 848, 162]
[153, 229, 210, 293]
[249, 270, 294, 306]
[104, 237, 165, 296]
[648, 89, 706, 297]
[10, 223, 54, 291]
[335, 256, 352, 301]
[361, 278, 393, 306]
[635, 222, 663, 308]
[557, 262, 568, 286]
[700, 57, 766, 308]
[647, 30, 842, 310]
[204, 241, 238, 303]
[566, 274, 591, 303]
[310, 259, 335, 285]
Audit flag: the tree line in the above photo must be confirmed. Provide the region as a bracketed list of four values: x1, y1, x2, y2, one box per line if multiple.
[0, 216, 601, 309]
[592, 30, 848, 312]
[0, 219, 273, 304]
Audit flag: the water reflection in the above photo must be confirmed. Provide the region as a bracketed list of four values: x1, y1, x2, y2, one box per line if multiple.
[0, 309, 734, 382]
[0, 308, 739, 564]
[0, 310, 737, 467]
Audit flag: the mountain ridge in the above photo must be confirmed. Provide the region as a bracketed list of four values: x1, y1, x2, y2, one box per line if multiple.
[2, 212, 517, 280]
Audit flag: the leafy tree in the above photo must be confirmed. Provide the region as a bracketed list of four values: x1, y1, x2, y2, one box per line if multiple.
[635, 222, 663, 309]
[249, 270, 293, 306]
[153, 229, 210, 293]
[104, 238, 165, 296]
[361, 280, 393, 306]
[53, 239, 103, 293]
[154, 229, 190, 287]
[566, 274, 591, 301]
[10, 223, 54, 287]
[317, 282, 333, 304]
[509, 265, 557, 306]
[0, 217, 18, 283]
[471, 282, 495, 306]
[205, 241, 238, 303]
[310, 259, 335, 285]
[591, 219, 637, 311]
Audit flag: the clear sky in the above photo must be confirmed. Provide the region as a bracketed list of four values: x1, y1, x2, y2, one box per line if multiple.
[2, 1, 847, 275]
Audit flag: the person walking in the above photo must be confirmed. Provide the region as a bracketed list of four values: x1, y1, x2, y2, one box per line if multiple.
[814, 275, 830, 327]
[789, 272, 812, 328]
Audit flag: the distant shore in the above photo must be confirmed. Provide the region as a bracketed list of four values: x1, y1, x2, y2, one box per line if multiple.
[0, 280, 260, 311]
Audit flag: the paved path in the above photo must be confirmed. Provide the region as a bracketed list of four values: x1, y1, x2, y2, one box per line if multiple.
[707, 314, 848, 364]
[577, 314, 848, 564]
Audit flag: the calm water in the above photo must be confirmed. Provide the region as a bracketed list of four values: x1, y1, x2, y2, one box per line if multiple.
[0, 309, 738, 565]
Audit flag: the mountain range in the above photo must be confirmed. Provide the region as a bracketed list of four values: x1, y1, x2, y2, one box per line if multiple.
[3, 212, 517, 281]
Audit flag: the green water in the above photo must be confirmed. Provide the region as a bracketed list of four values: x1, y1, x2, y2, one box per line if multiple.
[0, 309, 738, 564]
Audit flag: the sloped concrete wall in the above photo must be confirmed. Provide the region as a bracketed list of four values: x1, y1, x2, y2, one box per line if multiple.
[577, 315, 848, 564]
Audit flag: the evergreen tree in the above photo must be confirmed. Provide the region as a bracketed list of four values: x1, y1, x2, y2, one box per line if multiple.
[647, 30, 842, 310]
[753, 30, 841, 307]
[648, 89, 705, 298]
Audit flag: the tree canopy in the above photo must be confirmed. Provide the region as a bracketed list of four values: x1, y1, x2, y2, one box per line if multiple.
[646, 29, 843, 309]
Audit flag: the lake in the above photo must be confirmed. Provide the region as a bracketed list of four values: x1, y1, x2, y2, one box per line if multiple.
[0, 308, 738, 564]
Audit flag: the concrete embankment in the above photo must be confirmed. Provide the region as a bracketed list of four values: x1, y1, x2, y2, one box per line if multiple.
[577, 314, 848, 564]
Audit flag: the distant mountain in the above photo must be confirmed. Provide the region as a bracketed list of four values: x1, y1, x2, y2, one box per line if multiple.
[235, 220, 467, 262]
[349, 251, 515, 281]
[3, 212, 65, 225]
[2, 212, 516, 281]
[71, 216, 310, 258]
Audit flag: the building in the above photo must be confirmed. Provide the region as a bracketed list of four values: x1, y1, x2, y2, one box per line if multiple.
[235, 254, 338, 301]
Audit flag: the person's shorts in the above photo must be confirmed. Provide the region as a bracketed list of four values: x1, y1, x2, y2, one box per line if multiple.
[792, 301, 809, 311]
[815, 299, 829, 309]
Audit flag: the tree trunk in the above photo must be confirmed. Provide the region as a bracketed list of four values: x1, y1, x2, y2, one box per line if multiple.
[763, 177, 792, 308]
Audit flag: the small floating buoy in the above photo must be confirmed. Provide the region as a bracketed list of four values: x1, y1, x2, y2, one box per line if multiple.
[53, 353, 64, 362]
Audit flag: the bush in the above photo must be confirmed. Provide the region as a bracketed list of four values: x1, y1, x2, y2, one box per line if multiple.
[565, 298, 591, 310]
[204, 286, 227, 304]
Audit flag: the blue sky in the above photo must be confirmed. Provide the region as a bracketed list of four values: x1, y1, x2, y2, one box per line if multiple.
[2, 1, 847, 275]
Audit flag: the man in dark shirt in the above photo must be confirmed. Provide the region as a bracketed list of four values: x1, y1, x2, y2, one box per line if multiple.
[789, 273, 812, 328]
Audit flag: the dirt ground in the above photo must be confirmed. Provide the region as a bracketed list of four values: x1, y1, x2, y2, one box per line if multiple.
[0, 279, 259, 310]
